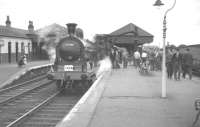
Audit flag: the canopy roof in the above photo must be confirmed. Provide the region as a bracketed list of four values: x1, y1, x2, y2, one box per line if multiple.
[110, 23, 153, 37]
[0, 25, 31, 39]
[109, 23, 154, 45]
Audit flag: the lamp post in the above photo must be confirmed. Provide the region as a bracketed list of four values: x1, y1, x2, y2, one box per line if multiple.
[153, 0, 176, 98]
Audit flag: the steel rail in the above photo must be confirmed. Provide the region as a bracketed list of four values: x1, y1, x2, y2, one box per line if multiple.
[0, 80, 54, 106]
[6, 91, 61, 127]
[0, 75, 47, 94]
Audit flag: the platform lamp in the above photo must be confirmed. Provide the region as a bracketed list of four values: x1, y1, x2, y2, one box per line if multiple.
[153, 0, 176, 98]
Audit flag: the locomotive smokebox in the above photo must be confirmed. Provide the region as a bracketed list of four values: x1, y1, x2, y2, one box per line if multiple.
[66, 23, 77, 36]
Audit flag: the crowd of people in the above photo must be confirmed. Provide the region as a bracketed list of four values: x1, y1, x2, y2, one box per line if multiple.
[166, 47, 193, 80]
[109, 45, 161, 70]
[110, 46, 129, 69]
[133, 48, 162, 72]
[103, 44, 194, 80]
[132, 46, 193, 80]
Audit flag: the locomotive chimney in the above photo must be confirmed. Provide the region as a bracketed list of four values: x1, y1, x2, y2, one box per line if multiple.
[66, 23, 77, 36]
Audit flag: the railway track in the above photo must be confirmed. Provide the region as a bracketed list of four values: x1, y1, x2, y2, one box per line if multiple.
[0, 76, 51, 106]
[2, 74, 47, 89]
[8, 92, 81, 127]
[0, 78, 56, 126]
[0, 71, 89, 127]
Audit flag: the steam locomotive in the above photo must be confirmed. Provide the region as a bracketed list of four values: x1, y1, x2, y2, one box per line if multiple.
[47, 23, 96, 91]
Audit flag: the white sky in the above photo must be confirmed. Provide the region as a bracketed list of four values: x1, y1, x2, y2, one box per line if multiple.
[0, 0, 200, 46]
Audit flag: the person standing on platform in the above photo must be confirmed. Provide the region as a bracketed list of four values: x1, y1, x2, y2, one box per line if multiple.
[141, 51, 148, 69]
[89, 59, 93, 70]
[149, 51, 155, 71]
[122, 50, 128, 68]
[171, 48, 182, 80]
[182, 48, 193, 80]
[166, 48, 173, 79]
[110, 49, 114, 68]
[110, 48, 116, 68]
[141, 51, 148, 63]
[23, 55, 27, 65]
[134, 50, 141, 69]
[155, 50, 161, 71]
[115, 50, 120, 69]
[18, 55, 27, 67]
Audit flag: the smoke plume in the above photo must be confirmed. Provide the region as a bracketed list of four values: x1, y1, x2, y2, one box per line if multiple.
[96, 56, 112, 77]
[37, 24, 68, 63]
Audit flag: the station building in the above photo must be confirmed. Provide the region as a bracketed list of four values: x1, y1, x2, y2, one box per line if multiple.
[95, 23, 154, 56]
[0, 16, 38, 64]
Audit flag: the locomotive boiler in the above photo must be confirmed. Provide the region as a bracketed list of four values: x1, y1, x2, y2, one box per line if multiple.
[47, 23, 96, 91]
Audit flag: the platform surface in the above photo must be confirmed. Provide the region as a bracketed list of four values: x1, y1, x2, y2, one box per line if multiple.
[88, 67, 200, 127]
[0, 60, 52, 88]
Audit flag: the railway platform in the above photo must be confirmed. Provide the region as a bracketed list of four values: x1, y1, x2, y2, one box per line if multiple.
[0, 60, 52, 88]
[88, 67, 200, 127]
[58, 66, 200, 127]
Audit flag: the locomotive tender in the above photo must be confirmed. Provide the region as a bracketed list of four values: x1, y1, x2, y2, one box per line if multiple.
[47, 23, 96, 91]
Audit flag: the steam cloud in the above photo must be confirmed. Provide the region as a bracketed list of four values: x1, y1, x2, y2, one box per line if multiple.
[96, 56, 112, 77]
[40, 36, 58, 62]
[42, 46, 56, 62]
[37, 24, 67, 63]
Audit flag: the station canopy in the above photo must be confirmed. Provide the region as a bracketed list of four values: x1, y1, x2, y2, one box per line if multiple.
[108, 23, 154, 46]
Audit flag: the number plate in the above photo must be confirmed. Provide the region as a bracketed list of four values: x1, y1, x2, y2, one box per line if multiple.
[64, 65, 74, 71]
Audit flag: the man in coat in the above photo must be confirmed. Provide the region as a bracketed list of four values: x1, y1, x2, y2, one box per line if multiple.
[182, 48, 193, 80]
[171, 48, 182, 80]
[166, 48, 174, 79]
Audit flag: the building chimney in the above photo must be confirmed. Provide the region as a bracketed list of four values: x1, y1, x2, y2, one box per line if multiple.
[6, 16, 11, 27]
[66, 23, 77, 36]
[28, 21, 34, 32]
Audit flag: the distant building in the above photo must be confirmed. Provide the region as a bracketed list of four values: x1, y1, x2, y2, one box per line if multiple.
[0, 16, 38, 64]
